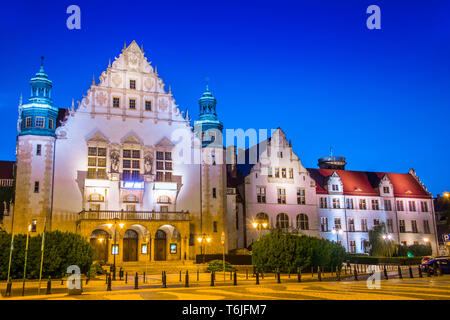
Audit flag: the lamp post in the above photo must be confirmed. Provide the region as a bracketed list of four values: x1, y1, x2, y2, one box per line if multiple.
[252, 219, 268, 240]
[221, 232, 225, 281]
[331, 228, 344, 243]
[107, 219, 124, 281]
[22, 223, 31, 296]
[382, 234, 394, 256]
[145, 233, 150, 277]
[197, 234, 211, 264]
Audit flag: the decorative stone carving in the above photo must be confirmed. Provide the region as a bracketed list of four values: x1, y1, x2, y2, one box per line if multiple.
[110, 150, 120, 173]
[159, 98, 168, 112]
[144, 78, 154, 91]
[112, 75, 122, 87]
[96, 91, 107, 105]
[144, 153, 153, 175]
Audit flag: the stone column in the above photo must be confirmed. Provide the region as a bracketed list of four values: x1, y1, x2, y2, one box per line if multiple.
[150, 237, 155, 261]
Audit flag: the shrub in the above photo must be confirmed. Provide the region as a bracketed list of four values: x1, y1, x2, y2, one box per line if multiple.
[89, 262, 104, 277]
[206, 259, 234, 272]
[252, 231, 346, 272]
[0, 230, 94, 280]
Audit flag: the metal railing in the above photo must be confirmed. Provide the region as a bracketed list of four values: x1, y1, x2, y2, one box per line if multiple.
[78, 210, 190, 221]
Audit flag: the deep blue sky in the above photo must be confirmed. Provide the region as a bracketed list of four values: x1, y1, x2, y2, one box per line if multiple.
[0, 0, 449, 196]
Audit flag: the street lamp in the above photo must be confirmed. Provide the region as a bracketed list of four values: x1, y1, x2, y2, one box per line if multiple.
[331, 228, 344, 243]
[197, 234, 211, 264]
[108, 218, 124, 280]
[443, 192, 449, 198]
[382, 234, 393, 240]
[252, 219, 268, 239]
[22, 223, 31, 296]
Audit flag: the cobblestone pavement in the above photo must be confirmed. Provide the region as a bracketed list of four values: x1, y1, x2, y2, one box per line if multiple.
[3, 273, 450, 300]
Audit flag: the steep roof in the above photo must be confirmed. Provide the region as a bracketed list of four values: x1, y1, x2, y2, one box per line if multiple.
[0, 161, 15, 180]
[307, 168, 431, 199]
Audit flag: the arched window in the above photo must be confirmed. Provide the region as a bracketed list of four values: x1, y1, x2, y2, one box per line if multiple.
[124, 194, 138, 203]
[158, 195, 171, 204]
[255, 212, 269, 224]
[276, 213, 289, 230]
[297, 213, 309, 230]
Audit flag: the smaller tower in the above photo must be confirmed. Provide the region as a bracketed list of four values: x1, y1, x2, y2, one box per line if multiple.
[13, 57, 58, 234]
[194, 84, 223, 147]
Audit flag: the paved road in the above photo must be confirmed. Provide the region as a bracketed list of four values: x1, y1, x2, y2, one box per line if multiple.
[4, 275, 450, 300]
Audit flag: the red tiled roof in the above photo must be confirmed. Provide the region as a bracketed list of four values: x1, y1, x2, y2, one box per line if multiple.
[0, 161, 15, 179]
[307, 168, 430, 199]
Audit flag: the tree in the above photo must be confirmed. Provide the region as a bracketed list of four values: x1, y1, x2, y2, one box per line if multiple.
[0, 230, 94, 280]
[252, 231, 346, 272]
[368, 223, 397, 257]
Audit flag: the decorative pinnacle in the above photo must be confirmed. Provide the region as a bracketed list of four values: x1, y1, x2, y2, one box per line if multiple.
[205, 77, 210, 91]
[108, 59, 111, 68]
[92, 74, 96, 86]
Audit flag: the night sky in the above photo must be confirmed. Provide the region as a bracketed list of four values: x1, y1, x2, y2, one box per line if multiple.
[0, 0, 449, 195]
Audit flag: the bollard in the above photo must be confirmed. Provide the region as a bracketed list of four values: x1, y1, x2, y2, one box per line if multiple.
[197, 269, 199, 282]
[311, 267, 314, 278]
[397, 266, 403, 279]
[107, 273, 112, 291]
[318, 266, 322, 282]
[179, 270, 182, 282]
[125, 272, 128, 284]
[143, 272, 146, 284]
[297, 268, 302, 282]
[277, 269, 281, 283]
[134, 272, 139, 289]
[162, 271, 167, 288]
[86, 274, 89, 285]
[384, 266, 388, 280]
[230, 271, 232, 281]
[256, 272, 260, 285]
[61, 278, 64, 285]
[288, 271, 290, 279]
[418, 265, 423, 278]
[246, 269, 248, 280]
[353, 266, 358, 281]
[5, 280, 12, 297]
[261, 271, 264, 280]
[46, 277, 51, 295]
[106, 273, 108, 284]
[210, 272, 215, 286]
[233, 270, 237, 286]
[409, 266, 414, 279]
[119, 267, 123, 281]
[185, 270, 189, 288]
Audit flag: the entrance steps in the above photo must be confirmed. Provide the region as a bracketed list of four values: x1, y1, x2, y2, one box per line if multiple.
[110, 260, 207, 275]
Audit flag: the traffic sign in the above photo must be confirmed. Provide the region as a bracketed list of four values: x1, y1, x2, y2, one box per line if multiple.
[443, 234, 450, 242]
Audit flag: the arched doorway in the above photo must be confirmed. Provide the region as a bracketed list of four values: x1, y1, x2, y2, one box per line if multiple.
[154, 230, 167, 261]
[90, 229, 109, 263]
[123, 229, 138, 262]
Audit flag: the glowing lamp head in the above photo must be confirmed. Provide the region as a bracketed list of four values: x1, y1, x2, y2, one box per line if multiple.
[206, 237, 211, 243]
[118, 223, 125, 229]
[98, 238, 104, 243]
[332, 229, 336, 234]
[197, 237, 202, 243]
[28, 224, 32, 232]
[382, 235, 387, 240]
[106, 223, 113, 229]
[252, 222, 258, 229]
[338, 229, 344, 235]
[423, 238, 429, 243]
[262, 222, 268, 229]
[444, 192, 449, 198]
[387, 235, 392, 240]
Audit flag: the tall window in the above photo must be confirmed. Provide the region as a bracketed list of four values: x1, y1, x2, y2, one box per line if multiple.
[411, 220, 418, 233]
[289, 168, 294, 179]
[123, 149, 140, 180]
[383, 186, 390, 194]
[257, 186, 266, 203]
[25, 117, 32, 128]
[212, 188, 216, 198]
[423, 220, 430, 234]
[156, 151, 172, 181]
[373, 219, 380, 226]
[332, 184, 339, 191]
[145, 100, 152, 111]
[332, 198, 340, 209]
[334, 218, 342, 230]
[348, 218, 355, 232]
[297, 214, 309, 230]
[129, 79, 136, 89]
[399, 219, 406, 233]
[396, 200, 404, 211]
[129, 98, 136, 109]
[274, 168, 280, 178]
[36, 144, 41, 156]
[320, 197, 328, 209]
[276, 213, 289, 230]
[113, 97, 120, 108]
[408, 201, 416, 212]
[372, 200, 379, 210]
[48, 118, 53, 129]
[34, 181, 39, 193]
[349, 240, 356, 253]
[297, 188, 305, 205]
[267, 167, 272, 177]
[255, 212, 269, 225]
[320, 217, 328, 232]
[421, 201, 428, 212]
[277, 188, 286, 204]
[359, 199, 367, 210]
[281, 168, 287, 178]
[362, 240, 370, 253]
[384, 199, 392, 211]
[346, 198, 354, 209]
[87, 147, 107, 179]
[361, 219, 368, 232]
[387, 219, 394, 233]
[157, 195, 171, 204]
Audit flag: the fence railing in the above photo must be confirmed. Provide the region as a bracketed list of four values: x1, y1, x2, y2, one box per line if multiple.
[78, 210, 190, 221]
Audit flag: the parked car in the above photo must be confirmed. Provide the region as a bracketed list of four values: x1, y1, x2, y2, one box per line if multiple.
[421, 258, 450, 274]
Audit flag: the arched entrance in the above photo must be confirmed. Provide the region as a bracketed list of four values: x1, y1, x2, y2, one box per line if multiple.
[154, 230, 167, 261]
[90, 229, 109, 263]
[123, 229, 138, 262]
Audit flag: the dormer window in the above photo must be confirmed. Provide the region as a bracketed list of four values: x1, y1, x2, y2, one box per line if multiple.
[383, 186, 390, 193]
[332, 184, 339, 191]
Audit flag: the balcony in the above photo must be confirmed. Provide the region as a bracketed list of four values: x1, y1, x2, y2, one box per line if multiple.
[78, 210, 190, 221]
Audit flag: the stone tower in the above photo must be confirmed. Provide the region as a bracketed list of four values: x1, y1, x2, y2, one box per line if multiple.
[194, 85, 228, 254]
[13, 57, 58, 234]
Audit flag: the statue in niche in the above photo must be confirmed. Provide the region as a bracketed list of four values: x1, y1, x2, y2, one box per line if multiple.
[110, 150, 120, 173]
[144, 154, 153, 175]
